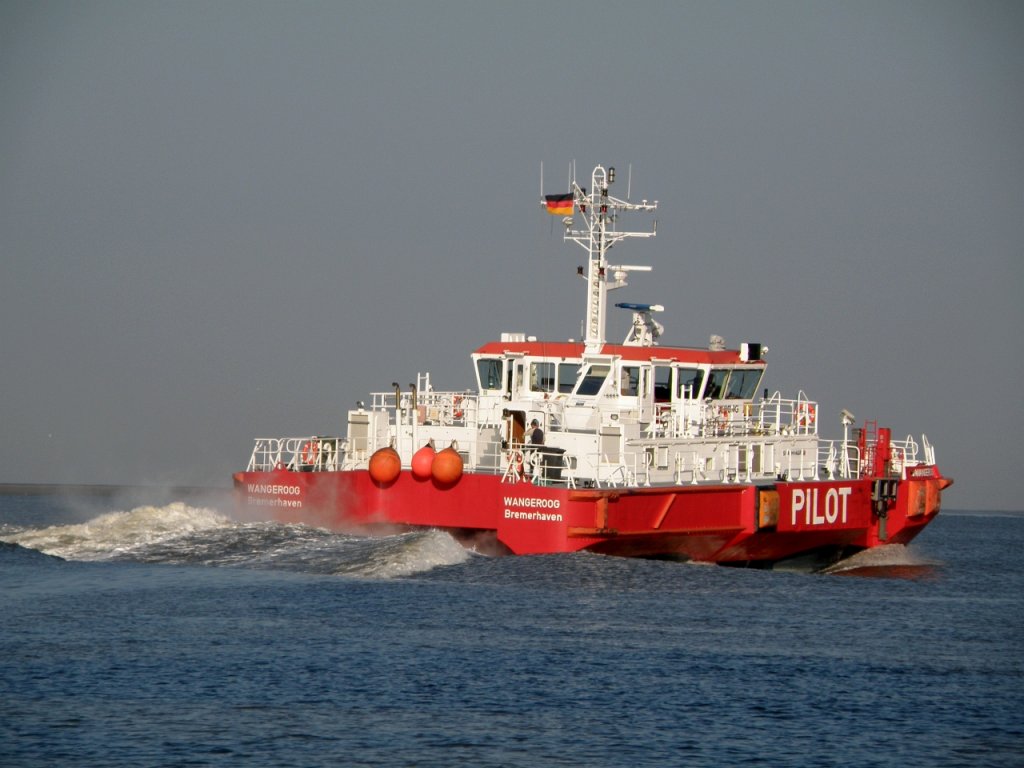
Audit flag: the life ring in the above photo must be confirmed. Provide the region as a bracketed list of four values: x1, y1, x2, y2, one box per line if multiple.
[716, 407, 730, 435]
[508, 449, 525, 480]
[452, 395, 464, 420]
[301, 439, 320, 465]
[656, 409, 671, 434]
[796, 404, 816, 427]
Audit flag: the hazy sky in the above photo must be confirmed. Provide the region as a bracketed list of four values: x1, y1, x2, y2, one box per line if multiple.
[2, 1, 1021, 510]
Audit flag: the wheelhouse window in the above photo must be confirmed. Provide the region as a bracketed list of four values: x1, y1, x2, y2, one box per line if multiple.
[724, 368, 763, 399]
[476, 358, 503, 391]
[557, 363, 578, 394]
[705, 369, 729, 399]
[676, 367, 705, 399]
[619, 365, 640, 396]
[654, 366, 672, 403]
[574, 364, 611, 397]
[529, 361, 555, 393]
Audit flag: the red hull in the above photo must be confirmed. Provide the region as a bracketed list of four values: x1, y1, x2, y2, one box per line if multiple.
[233, 468, 950, 566]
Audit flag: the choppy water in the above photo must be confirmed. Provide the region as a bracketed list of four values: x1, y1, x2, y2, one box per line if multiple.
[1, 490, 1022, 767]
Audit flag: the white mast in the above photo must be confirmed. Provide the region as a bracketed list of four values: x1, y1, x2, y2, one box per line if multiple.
[554, 165, 658, 352]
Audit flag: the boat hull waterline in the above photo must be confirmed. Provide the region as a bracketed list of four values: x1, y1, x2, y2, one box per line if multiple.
[233, 467, 950, 564]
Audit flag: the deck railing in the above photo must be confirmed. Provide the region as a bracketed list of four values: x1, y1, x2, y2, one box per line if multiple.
[245, 386, 939, 488]
[245, 436, 345, 472]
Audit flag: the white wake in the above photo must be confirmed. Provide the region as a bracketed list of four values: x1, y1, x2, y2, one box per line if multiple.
[1, 502, 230, 561]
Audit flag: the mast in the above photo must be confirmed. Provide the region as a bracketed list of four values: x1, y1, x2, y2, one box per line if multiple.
[549, 165, 658, 352]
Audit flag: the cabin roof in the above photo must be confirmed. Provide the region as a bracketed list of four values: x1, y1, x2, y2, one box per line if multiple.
[472, 341, 763, 366]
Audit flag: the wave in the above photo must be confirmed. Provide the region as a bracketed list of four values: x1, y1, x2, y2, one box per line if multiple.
[1, 502, 229, 561]
[823, 544, 942, 580]
[0, 540, 67, 565]
[0, 503, 469, 578]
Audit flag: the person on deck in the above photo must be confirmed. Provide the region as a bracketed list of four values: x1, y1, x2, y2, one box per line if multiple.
[528, 419, 544, 445]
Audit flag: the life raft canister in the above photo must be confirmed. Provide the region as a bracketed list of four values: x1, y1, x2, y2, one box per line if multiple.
[369, 446, 401, 485]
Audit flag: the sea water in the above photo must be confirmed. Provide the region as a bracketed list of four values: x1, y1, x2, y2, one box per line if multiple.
[1, 490, 1021, 767]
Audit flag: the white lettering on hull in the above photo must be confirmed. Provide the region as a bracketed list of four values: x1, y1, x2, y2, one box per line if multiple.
[503, 496, 563, 522]
[504, 509, 564, 522]
[247, 483, 302, 496]
[791, 487, 852, 526]
[245, 483, 304, 508]
[247, 497, 303, 509]
[503, 496, 561, 509]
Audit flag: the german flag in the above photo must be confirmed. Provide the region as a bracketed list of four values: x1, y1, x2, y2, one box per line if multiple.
[545, 193, 574, 216]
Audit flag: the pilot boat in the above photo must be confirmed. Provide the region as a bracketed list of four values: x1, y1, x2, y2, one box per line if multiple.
[234, 164, 951, 566]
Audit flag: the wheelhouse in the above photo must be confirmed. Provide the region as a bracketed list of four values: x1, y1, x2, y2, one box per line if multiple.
[471, 338, 767, 418]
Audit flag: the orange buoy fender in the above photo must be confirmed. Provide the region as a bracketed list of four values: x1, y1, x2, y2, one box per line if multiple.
[411, 443, 436, 480]
[431, 446, 463, 485]
[369, 446, 402, 485]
